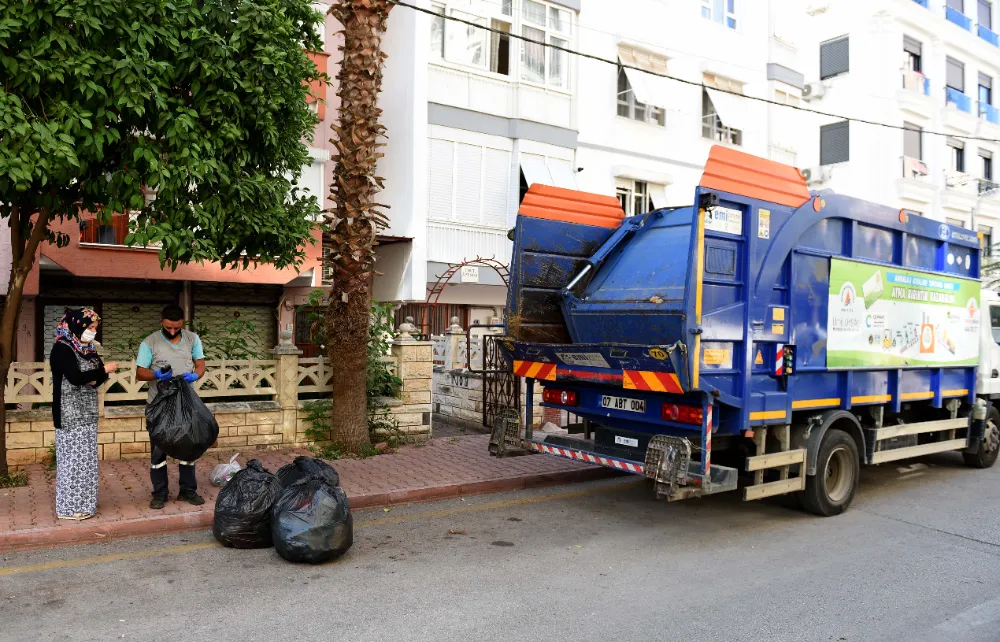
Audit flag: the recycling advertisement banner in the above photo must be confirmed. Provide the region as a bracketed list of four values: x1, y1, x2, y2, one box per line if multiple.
[826, 258, 981, 367]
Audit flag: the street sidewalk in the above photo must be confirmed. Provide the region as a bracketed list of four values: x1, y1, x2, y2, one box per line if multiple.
[0, 434, 612, 552]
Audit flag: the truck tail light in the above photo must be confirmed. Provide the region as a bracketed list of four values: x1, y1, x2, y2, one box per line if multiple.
[543, 388, 578, 407]
[661, 403, 703, 425]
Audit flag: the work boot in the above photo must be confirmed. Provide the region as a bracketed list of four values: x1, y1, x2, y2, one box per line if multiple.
[150, 495, 167, 510]
[178, 491, 205, 506]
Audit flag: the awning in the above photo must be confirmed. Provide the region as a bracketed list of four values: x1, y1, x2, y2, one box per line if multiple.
[648, 184, 668, 209]
[546, 159, 579, 190]
[619, 46, 670, 108]
[706, 87, 747, 132]
[521, 154, 553, 188]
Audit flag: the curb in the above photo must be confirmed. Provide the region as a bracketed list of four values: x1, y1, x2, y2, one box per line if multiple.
[0, 466, 619, 553]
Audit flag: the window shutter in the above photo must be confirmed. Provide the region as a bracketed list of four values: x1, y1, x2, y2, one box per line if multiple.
[903, 123, 922, 160]
[482, 148, 510, 229]
[820, 36, 849, 79]
[454, 143, 483, 225]
[903, 36, 922, 56]
[820, 121, 850, 165]
[428, 139, 455, 223]
[947, 57, 965, 91]
[980, 72, 993, 89]
[947, 0, 964, 11]
[979, 0, 991, 27]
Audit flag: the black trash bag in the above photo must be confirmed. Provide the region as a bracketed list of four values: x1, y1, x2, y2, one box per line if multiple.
[276, 456, 340, 488]
[145, 377, 220, 462]
[271, 476, 353, 564]
[213, 460, 283, 549]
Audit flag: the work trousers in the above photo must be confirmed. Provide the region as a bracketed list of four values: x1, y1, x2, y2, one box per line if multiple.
[150, 445, 197, 498]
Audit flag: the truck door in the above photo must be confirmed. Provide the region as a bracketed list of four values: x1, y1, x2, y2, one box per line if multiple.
[980, 297, 1000, 397]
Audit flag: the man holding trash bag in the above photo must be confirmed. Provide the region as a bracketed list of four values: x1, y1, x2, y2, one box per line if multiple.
[136, 305, 207, 509]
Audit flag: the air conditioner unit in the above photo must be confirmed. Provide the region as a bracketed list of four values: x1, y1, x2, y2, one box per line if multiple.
[802, 82, 826, 101]
[801, 166, 832, 185]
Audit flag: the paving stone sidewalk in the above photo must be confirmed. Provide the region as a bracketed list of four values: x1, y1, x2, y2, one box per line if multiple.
[0, 434, 611, 552]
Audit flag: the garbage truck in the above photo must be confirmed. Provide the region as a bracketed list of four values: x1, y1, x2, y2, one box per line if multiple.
[489, 145, 998, 516]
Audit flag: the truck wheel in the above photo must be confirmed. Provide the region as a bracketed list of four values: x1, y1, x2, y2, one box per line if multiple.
[800, 429, 859, 517]
[963, 406, 1000, 469]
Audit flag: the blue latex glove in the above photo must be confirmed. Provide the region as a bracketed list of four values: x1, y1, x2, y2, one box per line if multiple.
[182, 372, 199, 383]
[153, 368, 172, 382]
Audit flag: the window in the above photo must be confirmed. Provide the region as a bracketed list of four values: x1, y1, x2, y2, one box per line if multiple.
[983, 150, 994, 180]
[948, 0, 965, 10]
[615, 179, 664, 217]
[820, 121, 849, 165]
[947, 217, 966, 228]
[903, 36, 922, 73]
[980, 73, 993, 111]
[947, 57, 965, 92]
[950, 141, 966, 173]
[617, 67, 665, 125]
[430, 4, 445, 58]
[490, 19, 511, 75]
[904, 122, 922, 160]
[990, 305, 1000, 344]
[980, 0, 993, 29]
[702, 73, 744, 145]
[520, 0, 571, 89]
[979, 225, 993, 258]
[701, 0, 737, 29]
[820, 36, 849, 79]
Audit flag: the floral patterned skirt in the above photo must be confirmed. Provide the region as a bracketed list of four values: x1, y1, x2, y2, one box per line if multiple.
[55, 422, 99, 517]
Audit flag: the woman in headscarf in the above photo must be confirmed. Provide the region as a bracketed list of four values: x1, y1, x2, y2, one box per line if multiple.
[49, 308, 118, 520]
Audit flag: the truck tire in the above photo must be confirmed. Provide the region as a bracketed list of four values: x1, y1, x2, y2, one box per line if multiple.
[800, 429, 859, 517]
[963, 405, 1000, 469]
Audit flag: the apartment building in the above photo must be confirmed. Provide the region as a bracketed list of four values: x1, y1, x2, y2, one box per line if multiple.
[794, 0, 1000, 262]
[375, 0, 810, 333]
[2, 4, 339, 362]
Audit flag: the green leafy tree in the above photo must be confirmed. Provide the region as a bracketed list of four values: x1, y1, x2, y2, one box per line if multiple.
[0, 0, 325, 475]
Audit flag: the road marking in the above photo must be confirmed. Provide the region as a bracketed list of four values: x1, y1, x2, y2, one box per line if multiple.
[934, 596, 1000, 636]
[0, 480, 643, 577]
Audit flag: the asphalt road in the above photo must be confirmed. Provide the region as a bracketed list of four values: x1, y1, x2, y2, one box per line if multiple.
[2, 453, 1000, 642]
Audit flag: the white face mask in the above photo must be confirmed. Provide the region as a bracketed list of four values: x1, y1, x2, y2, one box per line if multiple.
[80, 329, 97, 344]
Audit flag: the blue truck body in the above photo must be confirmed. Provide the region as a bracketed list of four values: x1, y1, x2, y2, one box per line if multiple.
[494, 146, 988, 505]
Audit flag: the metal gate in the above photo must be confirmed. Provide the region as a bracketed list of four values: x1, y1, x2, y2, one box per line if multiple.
[481, 334, 521, 429]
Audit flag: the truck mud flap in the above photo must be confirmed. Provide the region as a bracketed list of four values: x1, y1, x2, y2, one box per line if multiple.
[742, 425, 807, 501]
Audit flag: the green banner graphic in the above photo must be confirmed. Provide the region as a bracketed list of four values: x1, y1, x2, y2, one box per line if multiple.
[827, 259, 981, 367]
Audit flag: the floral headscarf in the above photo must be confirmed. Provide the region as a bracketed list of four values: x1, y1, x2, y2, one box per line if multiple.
[55, 308, 101, 357]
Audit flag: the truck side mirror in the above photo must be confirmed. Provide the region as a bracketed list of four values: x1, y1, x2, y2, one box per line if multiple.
[993, 369, 999, 379]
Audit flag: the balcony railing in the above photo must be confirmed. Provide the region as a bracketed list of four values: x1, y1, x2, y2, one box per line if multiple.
[946, 6, 973, 30]
[981, 102, 1000, 124]
[980, 178, 1000, 195]
[979, 24, 1000, 46]
[947, 87, 972, 112]
[902, 156, 930, 180]
[79, 214, 129, 246]
[902, 69, 931, 95]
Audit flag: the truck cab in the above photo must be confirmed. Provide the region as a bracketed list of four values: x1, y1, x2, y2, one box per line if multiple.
[978, 289, 1000, 399]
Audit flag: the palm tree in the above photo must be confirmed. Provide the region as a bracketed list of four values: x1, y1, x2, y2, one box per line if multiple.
[324, 0, 392, 452]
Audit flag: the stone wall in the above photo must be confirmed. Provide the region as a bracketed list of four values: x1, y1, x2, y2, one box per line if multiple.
[433, 369, 542, 432]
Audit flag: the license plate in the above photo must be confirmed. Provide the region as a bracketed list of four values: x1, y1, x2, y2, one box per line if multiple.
[614, 435, 639, 447]
[601, 395, 646, 413]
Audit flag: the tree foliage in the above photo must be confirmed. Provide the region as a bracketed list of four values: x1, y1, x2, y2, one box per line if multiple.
[0, 0, 326, 474]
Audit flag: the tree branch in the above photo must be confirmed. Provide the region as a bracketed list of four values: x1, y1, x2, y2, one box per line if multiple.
[20, 207, 52, 269]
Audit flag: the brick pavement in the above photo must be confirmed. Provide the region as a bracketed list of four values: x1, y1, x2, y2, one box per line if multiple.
[0, 435, 614, 552]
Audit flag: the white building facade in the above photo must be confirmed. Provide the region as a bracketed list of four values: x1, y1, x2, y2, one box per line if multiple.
[794, 0, 1000, 255]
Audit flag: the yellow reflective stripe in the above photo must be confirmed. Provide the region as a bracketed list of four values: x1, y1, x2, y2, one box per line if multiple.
[749, 410, 787, 421]
[851, 394, 891, 404]
[900, 391, 934, 401]
[942, 389, 969, 397]
[639, 370, 663, 391]
[524, 362, 544, 379]
[791, 398, 841, 410]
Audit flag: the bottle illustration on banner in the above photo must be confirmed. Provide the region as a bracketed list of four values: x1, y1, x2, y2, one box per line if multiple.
[919, 313, 935, 354]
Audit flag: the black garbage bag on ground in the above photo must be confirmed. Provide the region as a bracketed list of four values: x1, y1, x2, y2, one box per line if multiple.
[145, 377, 220, 462]
[271, 476, 353, 564]
[213, 460, 284, 548]
[276, 456, 340, 488]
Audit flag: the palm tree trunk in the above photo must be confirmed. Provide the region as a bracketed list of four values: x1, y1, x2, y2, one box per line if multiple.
[324, 0, 391, 453]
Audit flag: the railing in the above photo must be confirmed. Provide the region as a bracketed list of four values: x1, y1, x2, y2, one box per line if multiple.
[979, 24, 1000, 46]
[902, 69, 931, 96]
[947, 87, 972, 113]
[981, 102, 1000, 125]
[6, 360, 278, 406]
[979, 178, 1000, 195]
[296, 356, 335, 394]
[79, 214, 129, 246]
[431, 335, 447, 365]
[946, 6, 972, 30]
[902, 155, 930, 180]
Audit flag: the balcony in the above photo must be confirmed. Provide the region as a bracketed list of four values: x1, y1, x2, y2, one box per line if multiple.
[897, 156, 936, 204]
[946, 6, 972, 30]
[979, 24, 1000, 46]
[947, 87, 972, 112]
[981, 102, 1000, 124]
[902, 69, 930, 95]
[981, 178, 1000, 196]
[902, 156, 929, 180]
[79, 214, 130, 247]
